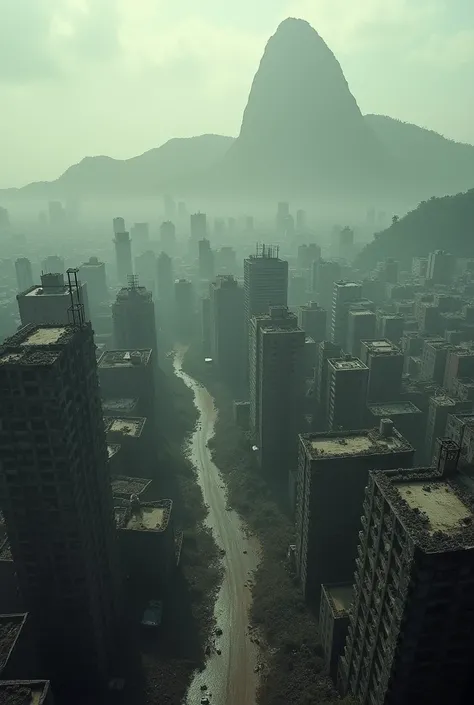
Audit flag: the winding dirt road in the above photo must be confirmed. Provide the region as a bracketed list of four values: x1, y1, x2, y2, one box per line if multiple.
[174, 351, 260, 705]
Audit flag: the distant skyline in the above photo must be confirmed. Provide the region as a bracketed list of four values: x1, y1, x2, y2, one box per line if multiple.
[1, 0, 474, 188]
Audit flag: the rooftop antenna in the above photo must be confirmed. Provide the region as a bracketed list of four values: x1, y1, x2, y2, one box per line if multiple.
[66, 268, 85, 327]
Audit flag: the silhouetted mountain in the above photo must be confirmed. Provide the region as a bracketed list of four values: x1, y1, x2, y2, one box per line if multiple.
[1, 134, 233, 200]
[356, 189, 474, 270]
[218, 18, 388, 198]
[365, 115, 474, 200]
[2, 18, 474, 206]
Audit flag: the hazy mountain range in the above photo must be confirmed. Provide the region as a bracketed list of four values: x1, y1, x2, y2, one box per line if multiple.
[2, 18, 474, 205]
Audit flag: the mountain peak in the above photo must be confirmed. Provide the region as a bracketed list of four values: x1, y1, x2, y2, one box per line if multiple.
[221, 17, 385, 197]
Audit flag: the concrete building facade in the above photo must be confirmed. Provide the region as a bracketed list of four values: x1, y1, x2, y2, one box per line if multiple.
[327, 357, 369, 431]
[339, 458, 474, 705]
[0, 324, 122, 690]
[295, 426, 414, 604]
[209, 275, 245, 394]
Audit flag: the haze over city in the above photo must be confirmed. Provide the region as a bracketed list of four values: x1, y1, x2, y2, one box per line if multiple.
[2, 0, 474, 188]
[1, 2, 474, 705]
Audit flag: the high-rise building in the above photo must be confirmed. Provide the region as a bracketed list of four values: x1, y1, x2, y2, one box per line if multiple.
[296, 209, 307, 232]
[249, 307, 299, 442]
[360, 339, 404, 403]
[331, 281, 362, 348]
[210, 275, 245, 394]
[444, 346, 474, 393]
[47, 201, 65, 227]
[314, 260, 342, 314]
[424, 393, 471, 463]
[295, 424, 414, 604]
[426, 250, 456, 285]
[0, 323, 122, 690]
[276, 201, 290, 234]
[250, 307, 305, 482]
[112, 276, 157, 357]
[17, 271, 90, 327]
[339, 451, 474, 705]
[131, 222, 149, 252]
[337, 227, 354, 261]
[113, 217, 125, 234]
[98, 348, 155, 419]
[377, 312, 405, 344]
[174, 279, 195, 341]
[113, 223, 133, 286]
[327, 356, 369, 431]
[198, 238, 214, 280]
[316, 341, 342, 415]
[243, 244, 288, 356]
[79, 257, 108, 306]
[297, 244, 321, 270]
[288, 272, 308, 307]
[160, 221, 176, 252]
[190, 212, 207, 241]
[298, 302, 327, 347]
[156, 252, 174, 308]
[347, 309, 376, 357]
[134, 250, 156, 295]
[14, 257, 33, 293]
[41, 255, 65, 275]
[216, 246, 237, 276]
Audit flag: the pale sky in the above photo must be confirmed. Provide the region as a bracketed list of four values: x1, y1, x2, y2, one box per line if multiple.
[1, 0, 473, 188]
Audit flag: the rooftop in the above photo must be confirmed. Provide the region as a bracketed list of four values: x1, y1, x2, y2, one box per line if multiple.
[375, 468, 474, 552]
[328, 357, 368, 371]
[116, 500, 172, 532]
[361, 339, 401, 356]
[301, 427, 413, 460]
[98, 349, 152, 368]
[368, 401, 423, 416]
[111, 475, 151, 498]
[105, 417, 146, 438]
[397, 482, 472, 534]
[0, 614, 26, 672]
[0, 325, 77, 367]
[0, 681, 51, 705]
[23, 285, 69, 298]
[323, 583, 354, 618]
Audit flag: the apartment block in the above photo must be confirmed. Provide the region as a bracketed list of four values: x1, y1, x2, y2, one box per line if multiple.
[295, 425, 414, 604]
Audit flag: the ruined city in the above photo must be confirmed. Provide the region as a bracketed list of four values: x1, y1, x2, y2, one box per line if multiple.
[1, 5, 474, 705]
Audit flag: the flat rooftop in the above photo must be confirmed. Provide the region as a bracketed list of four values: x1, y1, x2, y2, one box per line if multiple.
[118, 500, 172, 532]
[24, 286, 68, 297]
[0, 681, 50, 705]
[111, 475, 151, 498]
[98, 349, 152, 368]
[0, 325, 77, 367]
[368, 401, 422, 416]
[397, 481, 472, 535]
[323, 583, 354, 617]
[0, 614, 26, 672]
[328, 357, 368, 371]
[361, 339, 401, 355]
[302, 428, 413, 460]
[20, 327, 66, 346]
[375, 468, 474, 552]
[105, 417, 146, 438]
[103, 398, 139, 414]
